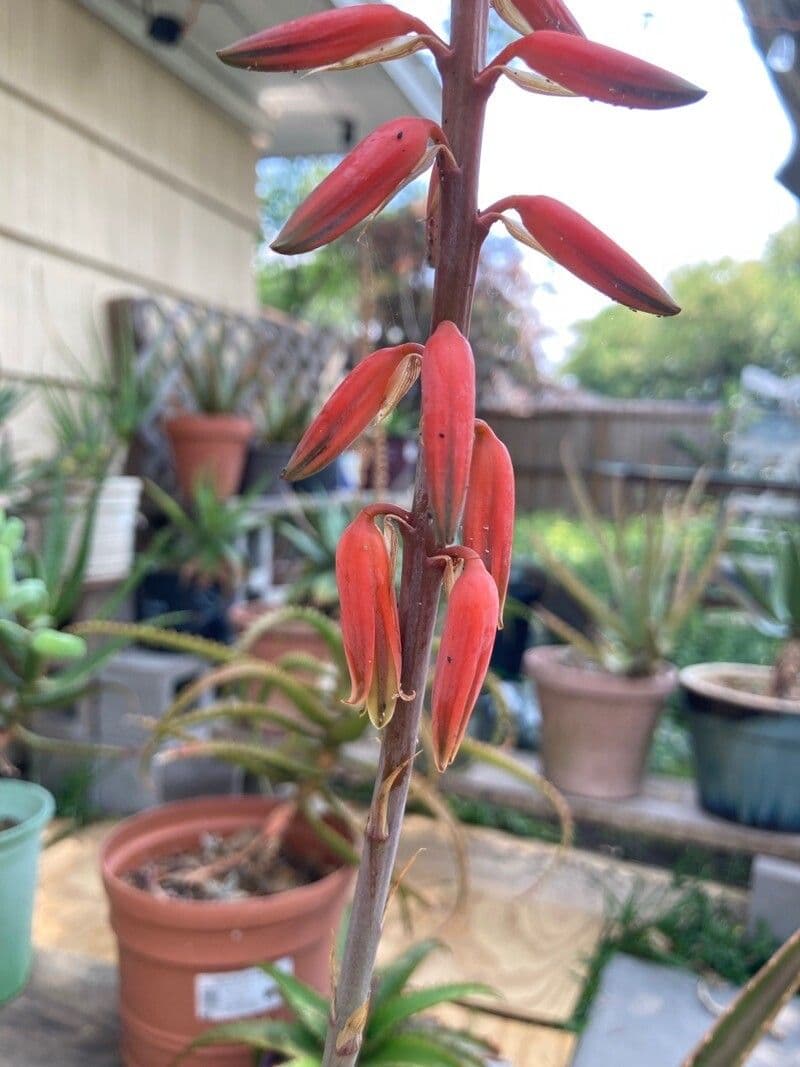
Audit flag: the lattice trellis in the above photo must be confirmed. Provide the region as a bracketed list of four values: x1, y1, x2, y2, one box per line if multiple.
[108, 295, 346, 496]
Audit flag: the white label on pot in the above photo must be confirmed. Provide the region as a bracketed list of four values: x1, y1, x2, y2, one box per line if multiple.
[195, 957, 294, 1022]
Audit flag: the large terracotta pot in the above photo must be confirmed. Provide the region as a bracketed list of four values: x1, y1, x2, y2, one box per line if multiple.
[165, 414, 252, 500]
[525, 645, 677, 799]
[102, 795, 353, 1067]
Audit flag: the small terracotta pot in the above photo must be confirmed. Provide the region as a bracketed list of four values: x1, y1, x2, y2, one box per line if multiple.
[165, 414, 252, 500]
[525, 645, 677, 799]
[102, 795, 353, 1067]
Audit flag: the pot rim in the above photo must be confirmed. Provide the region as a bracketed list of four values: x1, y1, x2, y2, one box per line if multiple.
[101, 795, 353, 929]
[0, 779, 55, 847]
[524, 644, 677, 699]
[680, 662, 800, 715]
[165, 412, 253, 431]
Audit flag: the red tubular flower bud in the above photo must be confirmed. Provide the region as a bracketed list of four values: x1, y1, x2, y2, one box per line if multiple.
[431, 553, 499, 772]
[284, 344, 423, 482]
[217, 5, 433, 73]
[336, 507, 407, 729]
[498, 31, 705, 110]
[272, 118, 449, 255]
[492, 0, 584, 36]
[421, 322, 476, 545]
[463, 420, 515, 627]
[489, 195, 680, 316]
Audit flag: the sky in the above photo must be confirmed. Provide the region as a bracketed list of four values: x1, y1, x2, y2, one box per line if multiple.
[400, 0, 799, 366]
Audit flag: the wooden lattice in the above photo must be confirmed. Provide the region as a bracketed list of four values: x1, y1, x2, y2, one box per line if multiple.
[108, 295, 346, 496]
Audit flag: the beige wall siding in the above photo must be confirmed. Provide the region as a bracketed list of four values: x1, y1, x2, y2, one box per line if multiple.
[0, 0, 258, 461]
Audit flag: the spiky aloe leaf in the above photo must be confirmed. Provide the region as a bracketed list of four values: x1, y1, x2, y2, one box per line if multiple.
[258, 964, 329, 1041]
[73, 619, 236, 664]
[363, 1030, 479, 1066]
[371, 941, 442, 1015]
[682, 928, 800, 1067]
[175, 1018, 317, 1062]
[155, 738, 318, 781]
[365, 984, 495, 1048]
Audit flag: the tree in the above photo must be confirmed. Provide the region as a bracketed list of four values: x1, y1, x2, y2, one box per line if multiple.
[565, 219, 800, 401]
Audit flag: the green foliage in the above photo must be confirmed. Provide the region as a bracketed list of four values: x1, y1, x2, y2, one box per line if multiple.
[143, 480, 259, 589]
[277, 505, 357, 612]
[177, 941, 496, 1066]
[565, 220, 800, 402]
[0, 510, 118, 764]
[524, 466, 723, 676]
[173, 323, 260, 415]
[732, 526, 800, 642]
[571, 879, 779, 1034]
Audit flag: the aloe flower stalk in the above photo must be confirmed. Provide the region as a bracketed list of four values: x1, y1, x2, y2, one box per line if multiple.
[463, 419, 516, 624]
[492, 0, 584, 36]
[336, 506, 410, 729]
[484, 195, 681, 315]
[490, 31, 705, 109]
[421, 321, 477, 544]
[272, 118, 452, 254]
[217, 5, 442, 73]
[284, 344, 423, 481]
[219, 4, 704, 1063]
[431, 550, 500, 771]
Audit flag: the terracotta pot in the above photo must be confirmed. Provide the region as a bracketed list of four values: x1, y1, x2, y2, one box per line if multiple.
[525, 645, 677, 799]
[101, 795, 353, 1067]
[165, 414, 252, 500]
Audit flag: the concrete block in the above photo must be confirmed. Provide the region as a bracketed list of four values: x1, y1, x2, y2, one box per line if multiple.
[573, 954, 800, 1067]
[749, 854, 800, 942]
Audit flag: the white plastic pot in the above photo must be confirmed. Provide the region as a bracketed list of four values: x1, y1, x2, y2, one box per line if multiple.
[83, 475, 142, 583]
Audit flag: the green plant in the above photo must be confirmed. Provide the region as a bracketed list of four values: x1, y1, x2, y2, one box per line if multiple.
[277, 505, 357, 613]
[0, 384, 25, 495]
[0, 510, 119, 771]
[174, 324, 260, 416]
[177, 940, 496, 1066]
[731, 525, 800, 696]
[143, 479, 259, 590]
[531, 463, 724, 677]
[258, 387, 315, 445]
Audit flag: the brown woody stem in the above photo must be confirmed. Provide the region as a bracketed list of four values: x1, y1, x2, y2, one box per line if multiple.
[321, 3, 490, 1064]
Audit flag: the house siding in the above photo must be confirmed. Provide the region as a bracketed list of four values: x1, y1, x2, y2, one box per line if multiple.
[0, 0, 258, 460]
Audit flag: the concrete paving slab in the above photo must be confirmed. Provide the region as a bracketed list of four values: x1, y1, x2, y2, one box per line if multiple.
[573, 954, 800, 1067]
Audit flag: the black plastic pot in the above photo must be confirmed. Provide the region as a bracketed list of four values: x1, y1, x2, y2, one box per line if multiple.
[239, 442, 294, 495]
[135, 570, 233, 643]
[681, 663, 800, 832]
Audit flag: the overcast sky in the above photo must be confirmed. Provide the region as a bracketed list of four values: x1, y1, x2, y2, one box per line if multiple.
[401, 0, 799, 365]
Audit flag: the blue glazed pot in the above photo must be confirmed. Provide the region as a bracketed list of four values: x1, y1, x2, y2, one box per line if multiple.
[681, 663, 800, 832]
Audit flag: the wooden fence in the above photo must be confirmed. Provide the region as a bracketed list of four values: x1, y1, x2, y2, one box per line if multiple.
[481, 401, 719, 515]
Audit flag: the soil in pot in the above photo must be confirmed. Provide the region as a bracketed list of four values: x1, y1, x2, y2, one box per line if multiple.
[102, 795, 353, 1067]
[0, 816, 18, 832]
[681, 663, 800, 832]
[525, 645, 677, 800]
[125, 823, 337, 902]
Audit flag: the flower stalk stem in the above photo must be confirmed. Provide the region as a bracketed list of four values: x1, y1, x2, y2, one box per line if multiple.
[321, 3, 490, 1064]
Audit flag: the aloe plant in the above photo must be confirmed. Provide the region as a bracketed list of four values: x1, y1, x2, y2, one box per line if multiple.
[0, 510, 121, 772]
[531, 463, 724, 677]
[176, 940, 497, 1067]
[732, 526, 800, 697]
[173, 322, 261, 416]
[683, 927, 800, 1067]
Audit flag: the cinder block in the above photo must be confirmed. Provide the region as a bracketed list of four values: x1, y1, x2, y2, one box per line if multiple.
[749, 854, 800, 942]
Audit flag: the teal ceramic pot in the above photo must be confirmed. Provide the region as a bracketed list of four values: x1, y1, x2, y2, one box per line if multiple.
[0, 779, 55, 1003]
[681, 663, 800, 832]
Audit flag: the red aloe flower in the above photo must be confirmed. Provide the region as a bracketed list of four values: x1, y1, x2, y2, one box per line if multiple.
[336, 506, 408, 729]
[272, 118, 450, 255]
[217, 5, 435, 73]
[421, 322, 476, 545]
[496, 31, 705, 109]
[492, 0, 584, 37]
[431, 552, 500, 771]
[486, 195, 680, 316]
[463, 420, 515, 626]
[284, 344, 423, 482]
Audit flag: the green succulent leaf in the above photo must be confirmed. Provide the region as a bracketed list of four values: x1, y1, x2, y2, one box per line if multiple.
[371, 940, 442, 1014]
[366, 984, 495, 1047]
[258, 964, 329, 1041]
[175, 1018, 316, 1062]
